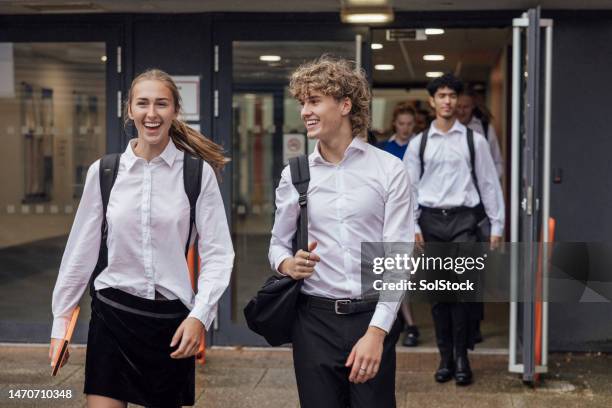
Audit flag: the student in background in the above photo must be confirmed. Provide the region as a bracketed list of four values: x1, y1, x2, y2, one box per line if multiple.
[379, 103, 417, 159]
[456, 91, 504, 179]
[403, 73, 504, 386]
[414, 108, 431, 135]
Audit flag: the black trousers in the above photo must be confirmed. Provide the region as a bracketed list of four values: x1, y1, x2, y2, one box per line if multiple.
[292, 298, 402, 408]
[419, 208, 481, 359]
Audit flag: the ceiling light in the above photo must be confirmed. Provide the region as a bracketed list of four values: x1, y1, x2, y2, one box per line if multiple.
[341, 6, 394, 24]
[425, 28, 445, 35]
[426, 71, 444, 78]
[423, 54, 445, 61]
[371, 43, 384, 50]
[100, 55, 107, 62]
[375, 64, 395, 71]
[259, 55, 281, 62]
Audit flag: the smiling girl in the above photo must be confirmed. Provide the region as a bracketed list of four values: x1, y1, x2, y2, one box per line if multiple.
[49, 69, 234, 408]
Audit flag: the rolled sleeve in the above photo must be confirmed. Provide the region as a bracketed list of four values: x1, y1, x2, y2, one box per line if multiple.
[190, 162, 235, 331]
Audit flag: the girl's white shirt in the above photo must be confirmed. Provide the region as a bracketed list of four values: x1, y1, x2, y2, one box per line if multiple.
[51, 138, 234, 338]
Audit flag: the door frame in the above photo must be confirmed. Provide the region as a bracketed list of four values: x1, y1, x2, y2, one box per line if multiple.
[508, 7, 553, 382]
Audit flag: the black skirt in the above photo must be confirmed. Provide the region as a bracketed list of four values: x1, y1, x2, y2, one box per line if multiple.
[84, 287, 195, 407]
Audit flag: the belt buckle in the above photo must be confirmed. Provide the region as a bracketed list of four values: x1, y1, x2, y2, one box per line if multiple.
[334, 299, 351, 315]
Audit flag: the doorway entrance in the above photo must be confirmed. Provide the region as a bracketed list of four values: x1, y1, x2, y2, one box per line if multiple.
[370, 26, 512, 351]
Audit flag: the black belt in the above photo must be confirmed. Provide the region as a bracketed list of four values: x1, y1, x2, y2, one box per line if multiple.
[299, 294, 377, 315]
[420, 204, 484, 216]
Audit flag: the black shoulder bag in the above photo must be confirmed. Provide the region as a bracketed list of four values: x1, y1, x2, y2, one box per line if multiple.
[243, 154, 310, 346]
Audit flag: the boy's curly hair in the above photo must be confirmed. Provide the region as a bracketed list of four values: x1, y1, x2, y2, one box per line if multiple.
[289, 56, 371, 138]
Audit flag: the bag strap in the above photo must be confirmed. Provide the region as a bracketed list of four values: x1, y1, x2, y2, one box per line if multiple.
[289, 155, 310, 252]
[466, 128, 483, 203]
[418, 127, 429, 180]
[100, 153, 121, 222]
[90, 153, 120, 296]
[183, 152, 203, 256]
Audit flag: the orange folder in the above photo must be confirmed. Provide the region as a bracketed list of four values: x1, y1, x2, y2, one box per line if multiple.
[51, 306, 80, 376]
[188, 245, 206, 365]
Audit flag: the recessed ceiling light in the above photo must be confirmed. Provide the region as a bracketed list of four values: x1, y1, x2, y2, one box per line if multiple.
[260, 55, 281, 62]
[425, 28, 445, 35]
[100, 55, 107, 62]
[343, 13, 393, 23]
[371, 43, 384, 50]
[375, 64, 395, 71]
[423, 54, 445, 61]
[426, 71, 444, 78]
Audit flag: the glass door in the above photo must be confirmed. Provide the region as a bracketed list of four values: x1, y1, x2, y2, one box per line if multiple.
[0, 36, 122, 343]
[508, 7, 553, 383]
[212, 22, 368, 345]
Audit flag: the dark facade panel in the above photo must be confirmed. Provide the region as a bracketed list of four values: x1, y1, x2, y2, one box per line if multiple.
[549, 14, 612, 352]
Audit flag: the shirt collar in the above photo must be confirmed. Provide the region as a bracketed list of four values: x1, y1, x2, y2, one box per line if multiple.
[311, 136, 368, 165]
[388, 133, 413, 146]
[430, 119, 466, 137]
[468, 116, 481, 128]
[123, 137, 179, 171]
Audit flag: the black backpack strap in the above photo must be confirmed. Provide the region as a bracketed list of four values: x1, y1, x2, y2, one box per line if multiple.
[90, 153, 120, 296]
[289, 155, 310, 252]
[183, 152, 203, 256]
[418, 127, 429, 180]
[466, 128, 482, 203]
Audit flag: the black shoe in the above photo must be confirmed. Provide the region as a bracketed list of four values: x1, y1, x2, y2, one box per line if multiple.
[402, 325, 420, 347]
[454, 355, 473, 386]
[434, 358, 454, 383]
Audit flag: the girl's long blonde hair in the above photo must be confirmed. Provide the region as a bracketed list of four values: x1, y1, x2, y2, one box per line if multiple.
[124, 69, 229, 173]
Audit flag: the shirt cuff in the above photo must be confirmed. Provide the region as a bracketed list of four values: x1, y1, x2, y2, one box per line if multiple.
[51, 316, 70, 339]
[491, 223, 504, 237]
[273, 253, 293, 274]
[368, 303, 397, 334]
[415, 223, 422, 235]
[188, 302, 217, 331]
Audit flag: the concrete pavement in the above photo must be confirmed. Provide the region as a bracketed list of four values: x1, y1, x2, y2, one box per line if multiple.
[0, 345, 610, 407]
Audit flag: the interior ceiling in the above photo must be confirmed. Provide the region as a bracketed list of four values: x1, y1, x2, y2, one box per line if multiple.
[1, 0, 612, 14]
[231, 29, 509, 86]
[234, 41, 355, 84]
[372, 28, 510, 85]
[14, 42, 106, 65]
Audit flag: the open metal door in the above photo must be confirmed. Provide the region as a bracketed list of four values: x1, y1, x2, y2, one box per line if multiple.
[509, 7, 553, 383]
